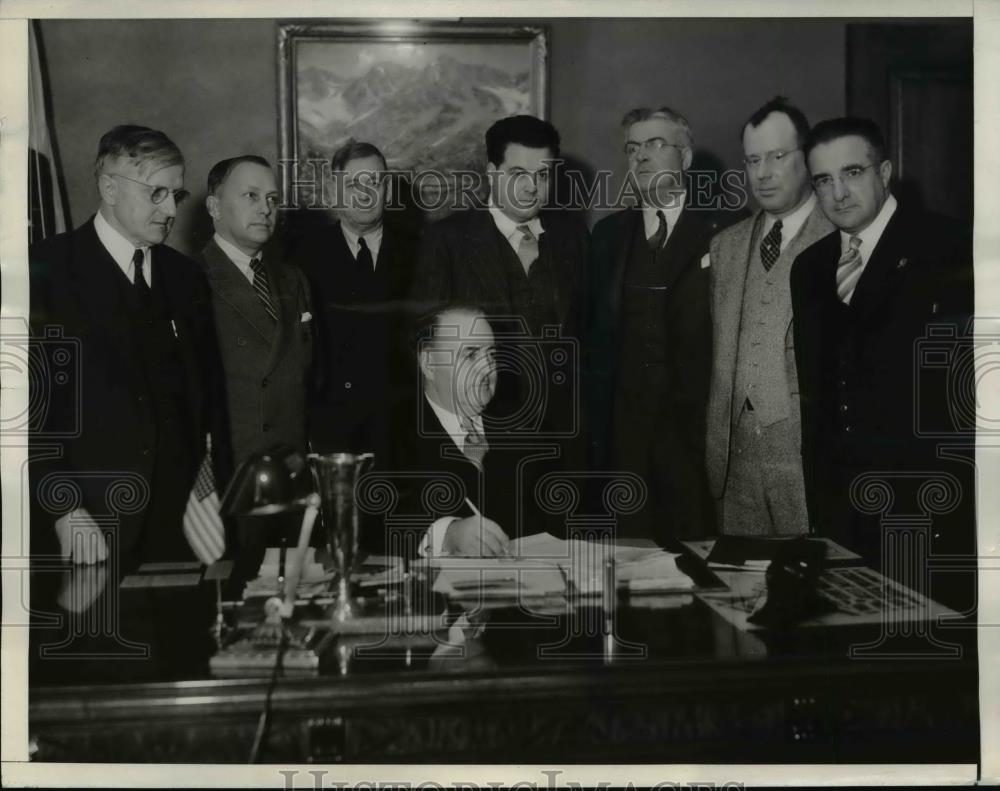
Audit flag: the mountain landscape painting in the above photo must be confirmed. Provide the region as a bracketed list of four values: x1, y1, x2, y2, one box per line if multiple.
[287, 31, 545, 209]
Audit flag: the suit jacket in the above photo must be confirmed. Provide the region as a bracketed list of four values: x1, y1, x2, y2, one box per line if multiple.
[196, 238, 313, 467]
[29, 217, 231, 561]
[705, 203, 834, 498]
[291, 220, 416, 457]
[586, 206, 726, 469]
[411, 207, 589, 339]
[790, 204, 973, 552]
[367, 392, 554, 557]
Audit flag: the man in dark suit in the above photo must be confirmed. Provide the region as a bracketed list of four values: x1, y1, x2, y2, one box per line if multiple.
[29, 125, 230, 569]
[588, 106, 724, 543]
[291, 141, 415, 461]
[197, 155, 313, 466]
[791, 117, 974, 606]
[411, 115, 588, 440]
[373, 305, 516, 558]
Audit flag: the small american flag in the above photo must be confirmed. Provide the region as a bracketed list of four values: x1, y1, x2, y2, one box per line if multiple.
[182, 437, 225, 565]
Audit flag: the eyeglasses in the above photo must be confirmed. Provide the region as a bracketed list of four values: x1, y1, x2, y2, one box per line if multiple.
[624, 138, 686, 157]
[109, 172, 190, 205]
[743, 148, 801, 169]
[811, 164, 877, 192]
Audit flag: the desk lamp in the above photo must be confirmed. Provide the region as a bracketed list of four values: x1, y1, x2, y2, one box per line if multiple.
[221, 445, 321, 629]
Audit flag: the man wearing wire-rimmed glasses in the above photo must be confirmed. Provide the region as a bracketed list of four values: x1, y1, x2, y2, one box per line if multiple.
[29, 125, 231, 570]
[790, 117, 974, 609]
[587, 106, 726, 545]
[705, 97, 833, 539]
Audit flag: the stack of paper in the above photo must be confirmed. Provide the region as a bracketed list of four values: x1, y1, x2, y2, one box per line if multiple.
[243, 547, 333, 599]
[429, 556, 567, 604]
[512, 533, 694, 594]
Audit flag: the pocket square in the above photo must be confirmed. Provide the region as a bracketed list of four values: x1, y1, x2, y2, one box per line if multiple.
[700, 253, 711, 269]
[300, 311, 312, 323]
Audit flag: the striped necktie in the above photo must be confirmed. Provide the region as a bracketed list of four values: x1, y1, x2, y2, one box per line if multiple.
[836, 236, 864, 304]
[249, 257, 278, 322]
[459, 415, 489, 469]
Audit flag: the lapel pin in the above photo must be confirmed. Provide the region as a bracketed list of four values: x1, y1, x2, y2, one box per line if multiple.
[897, 257, 908, 269]
[932, 301, 939, 314]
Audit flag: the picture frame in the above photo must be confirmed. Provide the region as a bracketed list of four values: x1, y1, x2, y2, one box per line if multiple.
[277, 20, 549, 212]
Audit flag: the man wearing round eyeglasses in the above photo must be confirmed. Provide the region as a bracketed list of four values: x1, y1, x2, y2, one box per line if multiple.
[588, 106, 725, 544]
[790, 117, 973, 608]
[29, 125, 231, 570]
[705, 97, 833, 539]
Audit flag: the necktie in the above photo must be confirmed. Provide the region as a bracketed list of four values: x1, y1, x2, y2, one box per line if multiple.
[647, 210, 668, 251]
[759, 219, 783, 271]
[459, 415, 489, 469]
[249, 257, 278, 323]
[515, 225, 539, 274]
[836, 236, 864, 304]
[132, 248, 151, 305]
[356, 236, 374, 271]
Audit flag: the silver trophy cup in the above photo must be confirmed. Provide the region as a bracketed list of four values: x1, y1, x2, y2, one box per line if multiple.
[310, 452, 374, 625]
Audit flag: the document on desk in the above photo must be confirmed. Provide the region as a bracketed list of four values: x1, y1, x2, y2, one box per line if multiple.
[512, 533, 695, 594]
[429, 555, 566, 602]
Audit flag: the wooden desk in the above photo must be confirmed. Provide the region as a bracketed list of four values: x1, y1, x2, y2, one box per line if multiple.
[27, 561, 978, 764]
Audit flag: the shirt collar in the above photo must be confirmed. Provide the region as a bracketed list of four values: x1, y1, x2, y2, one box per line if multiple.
[641, 191, 686, 240]
[340, 222, 383, 264]
[840, 193, 898, 259]
[425, 392, 483, 453]
[763, 193, 817, 251]
[488, 200, 543, 245]
[94, 209, 150, 285]
[213, 232, 259, 280]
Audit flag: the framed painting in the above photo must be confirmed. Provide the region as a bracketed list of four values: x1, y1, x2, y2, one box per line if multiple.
[277, 21, 549, 212]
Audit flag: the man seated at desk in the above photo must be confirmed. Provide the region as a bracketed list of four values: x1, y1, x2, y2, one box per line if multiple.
[374, 303, 551, 559]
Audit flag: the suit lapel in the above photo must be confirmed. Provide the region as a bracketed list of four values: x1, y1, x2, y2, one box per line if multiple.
[657, 206, 707, 294]
[777, 204, 835, 332]
[466, 211, 514, 310]
[154, 245, 205, 424]
[610, 209, 641, 321]
[72, 219, 144, 374]
[717, 212, 760, 386]
[262, 256, 297, 375]
[201, 238, 276, 343]
[848, 208, 909, 322]
[539, 213, 574, 325]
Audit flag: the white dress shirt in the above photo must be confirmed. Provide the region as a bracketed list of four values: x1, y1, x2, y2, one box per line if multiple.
[94, 209, 150, 286]
[489, 202, 544, 254]
[642, 190, 687, 245]
[762, 193, 817, 252]
[213, 232, 261, 282]
[420, 394, 486, 556]
[839, 193, 898, 276]
[340, 223, 384, 268]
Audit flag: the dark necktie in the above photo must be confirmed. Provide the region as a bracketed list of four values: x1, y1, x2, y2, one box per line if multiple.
[356, 236, 374, 271]
[647, 210, 667, 251]
[132, 248, 151, 305]
[760, 219, 783, 271]
[249, 257, 278, 323]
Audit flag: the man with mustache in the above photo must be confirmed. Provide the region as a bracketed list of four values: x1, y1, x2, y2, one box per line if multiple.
[29, 125, 230, 568]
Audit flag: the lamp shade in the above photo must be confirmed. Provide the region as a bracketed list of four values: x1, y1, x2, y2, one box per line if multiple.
[220, 445, 315, 517]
